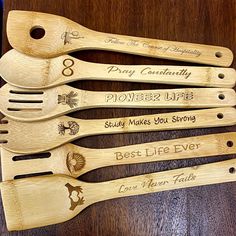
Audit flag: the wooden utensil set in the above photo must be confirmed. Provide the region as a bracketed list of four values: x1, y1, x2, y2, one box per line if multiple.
[0, 10, 235, 231]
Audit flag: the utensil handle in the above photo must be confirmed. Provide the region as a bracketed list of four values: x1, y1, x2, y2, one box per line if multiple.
[80, 88, 236, 109]
[76, 60, 236, 88]
[97, 159, 236, 202]
[85, 31, 233, 67]
[79, 107, 236, 137]
[81, 132, 236, 174]
[51, 55, 236, 88]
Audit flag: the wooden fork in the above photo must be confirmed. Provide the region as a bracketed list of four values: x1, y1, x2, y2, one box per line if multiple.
[1, 83, 236, 122]
[7, 11, 233, 66]
[1, 50, 235, 89]
[1, 159, 236, 231]
[1, 107, 236, 154]
[1, 132, 236, 181]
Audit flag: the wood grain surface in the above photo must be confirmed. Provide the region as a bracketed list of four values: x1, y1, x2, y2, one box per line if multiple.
[0, 0, 236, 235]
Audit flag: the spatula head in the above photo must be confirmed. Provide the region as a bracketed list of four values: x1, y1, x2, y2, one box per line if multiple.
[0, 175, 89, 231]
[0, 50, 71, 89]
[0, 143, 85, 181]
[0, 83, 82, 122]
[7, 11, 87, 58]
[0, 116, 81, 153]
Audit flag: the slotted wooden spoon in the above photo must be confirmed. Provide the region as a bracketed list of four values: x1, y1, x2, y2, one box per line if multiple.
[1, 50, 235, 89]
[1, 83, 235, 122]
[7, 11, 233, 66]
[1, 159, 236, 231]
[1, 107, 236, 154]
[1, 132, 236, 181]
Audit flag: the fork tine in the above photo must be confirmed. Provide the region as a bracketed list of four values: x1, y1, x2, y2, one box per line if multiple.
[0, 130, 8, 134]
[7, 102, 43, 109]
[0, 119, 9, 143]
[0, 129, 8, 142]
[0, 118, 8, 124]
[9, 93, 44, 100]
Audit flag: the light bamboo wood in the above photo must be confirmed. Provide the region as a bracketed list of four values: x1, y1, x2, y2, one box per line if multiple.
[1, 83, 235, 122]
[1, 107, 236, 154]
[7, 11, 233, 66]
[1, 50, 235, 89]
[1, 132, 236, 181]
[1, 158, 236, 231]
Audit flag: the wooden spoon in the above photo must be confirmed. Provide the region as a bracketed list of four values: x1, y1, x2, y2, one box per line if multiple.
[7, 11, 233, 66]
[1, 132, 236, 181]
[1, 50, 235, 89]
[1, 83, 235, 122]
[1, 159, 236, 231]
[1, 107, 236, 154]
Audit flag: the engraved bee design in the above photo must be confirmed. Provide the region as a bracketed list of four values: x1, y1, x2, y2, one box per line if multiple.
[58, 121, 80, 135]
[58, 91, 78, 108]
[66, 152, 86, 174]
[61, 29, 84, 45]
[65, 183, 85, 211]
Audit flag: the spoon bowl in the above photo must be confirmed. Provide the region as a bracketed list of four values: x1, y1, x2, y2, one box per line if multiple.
[7, 11, 233, 66]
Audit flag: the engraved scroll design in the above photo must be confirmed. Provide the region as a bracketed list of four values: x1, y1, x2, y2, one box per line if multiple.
[61, 29, 84, 45]
[58, 121, 80, 135]
[58, 91, 78, 108]
[66, 152, 86, 174]
[65, 183, 85, 211]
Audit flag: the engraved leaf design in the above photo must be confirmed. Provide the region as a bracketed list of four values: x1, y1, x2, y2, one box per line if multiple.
[68, 121, 80, 135]
[58, 122, 66, 135]
[58, 121, 80, 135]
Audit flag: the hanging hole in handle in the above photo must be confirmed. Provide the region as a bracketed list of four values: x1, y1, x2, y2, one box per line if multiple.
[229, 167, 236, 174]
[30, 26, 45, 39]
[217, 113, 224, 119]
[218, 73, 225, 79]
[215, 52, 223, 58]
[218, 94, 225, 100]
[227, 141, 234, 147]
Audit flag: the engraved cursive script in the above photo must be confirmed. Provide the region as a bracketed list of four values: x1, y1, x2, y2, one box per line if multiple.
[104, 37, 202, 57]
[106, 66, 192, 79]
[118, 172, 196, 193]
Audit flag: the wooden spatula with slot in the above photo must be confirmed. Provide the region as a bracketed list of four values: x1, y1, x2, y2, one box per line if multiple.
[1, 83, 235, 122]
[1, 159, 236, 231]
[7, 11, 233, 66]
[1, 50, 235, 89]
[1, 132, 236, 180]
[1, 107, 236, 154]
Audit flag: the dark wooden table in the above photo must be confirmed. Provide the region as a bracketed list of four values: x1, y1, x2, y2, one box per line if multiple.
[1, 0, 236, 235]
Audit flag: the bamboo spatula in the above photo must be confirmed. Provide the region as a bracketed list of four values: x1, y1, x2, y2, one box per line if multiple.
[1, 83, 235, 122]
[7, 11, 233, 66]
[1, 159, 236, 231]
[1, 107, 236, 154]
[1, 50, 235, 89]
[1, 132, 236, 180]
